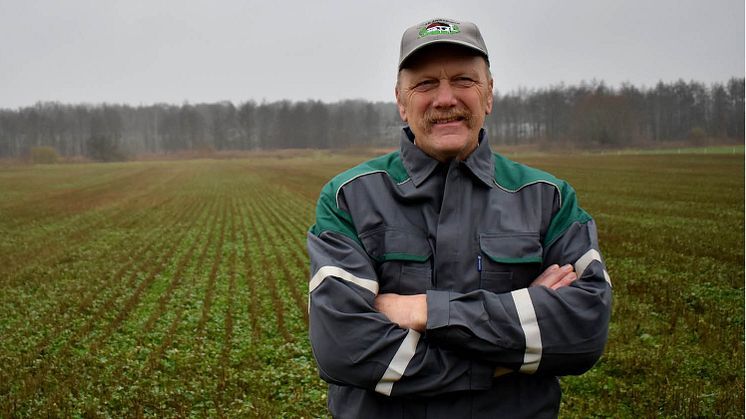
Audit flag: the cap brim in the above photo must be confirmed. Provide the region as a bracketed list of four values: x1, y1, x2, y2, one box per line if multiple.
[399, 39, 488, 69]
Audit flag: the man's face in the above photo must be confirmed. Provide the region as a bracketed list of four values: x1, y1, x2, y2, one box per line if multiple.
[396, 45, 494, 162]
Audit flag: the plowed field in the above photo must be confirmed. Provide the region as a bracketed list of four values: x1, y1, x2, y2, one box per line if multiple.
[0, 151, 742, 417]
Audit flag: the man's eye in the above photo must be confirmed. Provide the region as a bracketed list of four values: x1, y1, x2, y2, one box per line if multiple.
[453, 78, 477, 87]
[413, 80, 437, 91]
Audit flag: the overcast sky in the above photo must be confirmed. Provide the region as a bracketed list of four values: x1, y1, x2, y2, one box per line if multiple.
[0, 0, 743, 108]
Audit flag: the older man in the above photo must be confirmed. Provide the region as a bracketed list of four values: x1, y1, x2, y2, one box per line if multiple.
[307, 18, 612, 418]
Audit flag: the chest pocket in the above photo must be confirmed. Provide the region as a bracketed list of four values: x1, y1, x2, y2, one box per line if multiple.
[479, 233, 543, 293]
[359, 227, 432, 295]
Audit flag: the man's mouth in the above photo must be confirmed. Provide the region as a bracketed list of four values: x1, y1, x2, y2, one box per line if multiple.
[428, 111, 471, 126]
[432, 116, 465, 124]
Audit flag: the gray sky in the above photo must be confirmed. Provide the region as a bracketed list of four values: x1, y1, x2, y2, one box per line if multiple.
[0, 0, 743, 108]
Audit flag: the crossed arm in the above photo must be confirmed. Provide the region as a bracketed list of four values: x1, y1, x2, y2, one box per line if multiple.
[374, 263, 578, 332]
[309, 214, 611, 396]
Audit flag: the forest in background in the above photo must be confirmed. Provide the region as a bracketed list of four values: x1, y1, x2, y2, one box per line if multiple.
[0, 78, 743, 161]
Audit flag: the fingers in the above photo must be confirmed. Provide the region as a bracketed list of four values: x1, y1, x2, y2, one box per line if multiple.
[530, 263, 577, 289]
[530, 264, 559, 286]
[537, 264, 560, 280]
[550, 270, 577, 290]
[531, 264, 563, 287]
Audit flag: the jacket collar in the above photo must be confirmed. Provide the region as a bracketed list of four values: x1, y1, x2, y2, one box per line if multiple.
[400, 127, 495, 188]
[461, 129, 496, 188]
[400, 127, 440, 187]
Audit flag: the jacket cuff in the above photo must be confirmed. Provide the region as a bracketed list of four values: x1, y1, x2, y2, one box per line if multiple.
[426, 290, 451, 330]
[426, 289, 494, 390]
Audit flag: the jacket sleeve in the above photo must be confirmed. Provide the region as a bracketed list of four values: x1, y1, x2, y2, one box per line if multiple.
[425, 182, 612, 377]
[307, 183, 495, 398]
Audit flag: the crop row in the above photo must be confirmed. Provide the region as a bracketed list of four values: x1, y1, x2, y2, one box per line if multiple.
[1, 160, 326, 417]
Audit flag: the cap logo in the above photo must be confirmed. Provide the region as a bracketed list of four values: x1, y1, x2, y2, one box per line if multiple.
[418, 21, 461, 38]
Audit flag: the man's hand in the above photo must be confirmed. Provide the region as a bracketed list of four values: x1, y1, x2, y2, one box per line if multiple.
[373, 264, 576, 331]
[530, 264, 577, 290]
[374, 294, 427, 332]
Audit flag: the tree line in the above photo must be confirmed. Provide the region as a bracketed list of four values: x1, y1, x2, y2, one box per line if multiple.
[486, 78, 744, 148]
[0, 78, 742, 160]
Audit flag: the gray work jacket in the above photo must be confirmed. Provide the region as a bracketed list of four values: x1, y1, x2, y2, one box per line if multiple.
[307, 128, 612, 418]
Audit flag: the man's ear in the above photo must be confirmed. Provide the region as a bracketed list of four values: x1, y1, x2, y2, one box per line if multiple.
[485, 77, 494, 115]
[395, 86, 408, 122]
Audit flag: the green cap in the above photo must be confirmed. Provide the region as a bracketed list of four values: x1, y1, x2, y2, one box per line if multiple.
[399, 18, 489, 69]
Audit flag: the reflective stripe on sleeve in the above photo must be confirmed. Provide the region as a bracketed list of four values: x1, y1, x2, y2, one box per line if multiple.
[603, 270, 612, 285]
[374, 329, 421, 396]
[511, 288, 542, 373]
[574, 249, 612, 286]
[309, 266, 379, 295]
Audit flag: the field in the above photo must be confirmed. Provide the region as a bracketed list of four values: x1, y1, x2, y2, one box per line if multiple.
[0, 150, 743, 417]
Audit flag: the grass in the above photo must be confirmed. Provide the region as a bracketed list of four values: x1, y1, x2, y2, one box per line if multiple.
[0, 150, 743, 417]
[518, 153, 744, 418]
[592, 144, 745, 155]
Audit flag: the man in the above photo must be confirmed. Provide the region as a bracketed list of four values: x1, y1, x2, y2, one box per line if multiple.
[307, 18, 612, 418]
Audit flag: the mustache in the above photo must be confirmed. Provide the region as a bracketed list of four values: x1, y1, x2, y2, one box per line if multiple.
[424, 108, 474, 126]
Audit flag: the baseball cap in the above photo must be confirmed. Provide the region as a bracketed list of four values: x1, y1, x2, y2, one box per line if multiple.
[399, 18, 489, 69]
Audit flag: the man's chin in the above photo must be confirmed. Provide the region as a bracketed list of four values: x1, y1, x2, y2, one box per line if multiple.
[431, 133, 473, 150]
[425, 137, 477, 161]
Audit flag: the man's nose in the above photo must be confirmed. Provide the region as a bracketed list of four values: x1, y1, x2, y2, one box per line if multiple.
[432, 82, 458, 108]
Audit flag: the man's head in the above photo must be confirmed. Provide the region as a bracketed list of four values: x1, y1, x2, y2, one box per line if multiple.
[395, 18, 494, 162]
